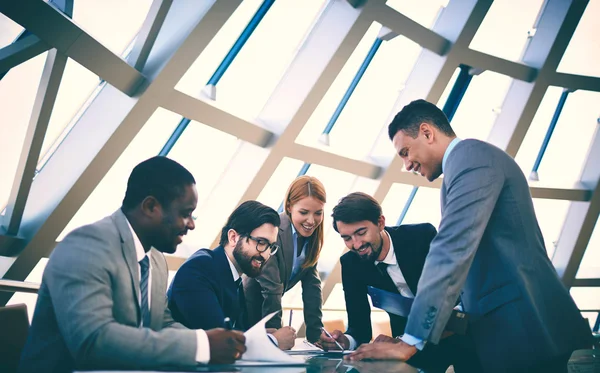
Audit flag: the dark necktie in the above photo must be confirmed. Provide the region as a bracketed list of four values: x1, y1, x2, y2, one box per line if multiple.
[376, 262, 389, 277]
[234, 278, 246, 329]
[139, 256, 151, 327]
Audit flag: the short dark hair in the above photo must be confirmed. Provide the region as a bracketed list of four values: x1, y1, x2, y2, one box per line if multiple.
[388, 99, 455, 140]
[331, 192, 382, 233]
[122, 156, 195, 211]
[219, 201, 281, 246]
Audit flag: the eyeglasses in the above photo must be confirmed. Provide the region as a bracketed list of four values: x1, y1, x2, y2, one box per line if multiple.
[246, 235, 280, 255]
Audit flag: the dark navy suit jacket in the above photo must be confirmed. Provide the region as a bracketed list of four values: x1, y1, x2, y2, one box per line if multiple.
[167, 246, 247, 330]
[341, 224, 437, 345]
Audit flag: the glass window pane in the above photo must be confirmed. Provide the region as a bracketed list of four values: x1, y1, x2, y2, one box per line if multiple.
[176, 0, 264, 97]
[298, 23, 422, 163]
[557, 0, 600, 78]
[570, 287, 600, 312]
[171, 137, 269, 257]
[576, 216, 600, 279]
[0, 52, 48, 209]
[514, 86, 563, 178]
[0, 12, 23, 48]
[385, 0, 446, 29]
[256, 157, 305, 210]
[517, 89, 600, 185]
[72, 0, 154, 55]
[469, 0, 545, 62]
[58, 108, 180, 240]
[39, 59, 102, 163]
[215, 0, 328, 119]
[401, 186, 441, 228]
[381, 183, 416, 225]
[532, 198, 570, 258]
[6, 258, 48, 323]
[452, 71, 512, 140]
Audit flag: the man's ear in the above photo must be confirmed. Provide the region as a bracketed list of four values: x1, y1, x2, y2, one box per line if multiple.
[227, 229, 239, 246]
[141, 196, 161, 218]
[378, 215, 386, 230]
[420, 123, 434, 143]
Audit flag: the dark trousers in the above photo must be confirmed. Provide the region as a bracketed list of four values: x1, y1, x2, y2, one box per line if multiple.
[407, 334, 483, 373]
[515, 353, 571, 373]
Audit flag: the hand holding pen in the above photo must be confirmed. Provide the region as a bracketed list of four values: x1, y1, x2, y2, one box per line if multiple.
[319, 327, 348, 351]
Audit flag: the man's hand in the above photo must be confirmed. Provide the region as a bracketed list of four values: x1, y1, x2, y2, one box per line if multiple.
[272, 326, 296, 350]
[373, 334, 400, 344]
[206, 328, 246, 364]
[345, 340, 417, 361]
[317, 329, 349, 351]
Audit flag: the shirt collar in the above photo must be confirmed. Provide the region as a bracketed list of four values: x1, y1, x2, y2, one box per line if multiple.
[374, 230, 397, 266]
[126, 218, 151, 263]
[290, 221, 298, 238]
[225, 252, 241, 282]
[442, 137, 461, 174]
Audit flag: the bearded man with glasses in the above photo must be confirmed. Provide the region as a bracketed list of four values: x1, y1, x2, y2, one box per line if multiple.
[167, 200, 297, 350]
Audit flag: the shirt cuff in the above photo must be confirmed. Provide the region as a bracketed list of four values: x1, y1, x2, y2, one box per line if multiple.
[345, 334, 357, 350]
[267, 333, 279, 347]
[195, 329, 210, 364]
[401, 333, 426, 351]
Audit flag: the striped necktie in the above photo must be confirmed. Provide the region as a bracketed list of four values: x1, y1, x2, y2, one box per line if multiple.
[139, 256, 151, 327]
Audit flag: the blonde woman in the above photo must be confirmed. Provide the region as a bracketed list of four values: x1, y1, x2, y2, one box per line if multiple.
[244, 176, 326, 344]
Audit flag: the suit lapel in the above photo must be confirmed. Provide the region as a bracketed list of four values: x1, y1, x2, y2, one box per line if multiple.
[388, 227, 419, 295]
[279, 213, 295, 289]
[112, 210, 141, 323]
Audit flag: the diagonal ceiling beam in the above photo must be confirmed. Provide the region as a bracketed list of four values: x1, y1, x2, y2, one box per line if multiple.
[0, 0, 146, 96]
[1, 49, 68, 239]
[0, 0, 242, 305]
[162, 89, 274, 147]
[0, 34, 50, 77]
[487, 0, 589, 157]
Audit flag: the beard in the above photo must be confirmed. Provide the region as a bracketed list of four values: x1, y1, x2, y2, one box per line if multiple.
[233, 239, 266, 278]
[355, 233, 384, 264]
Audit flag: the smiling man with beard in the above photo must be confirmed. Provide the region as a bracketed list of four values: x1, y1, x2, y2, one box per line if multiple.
[318, 192, 481, 373]
[167, 200, 297, 350]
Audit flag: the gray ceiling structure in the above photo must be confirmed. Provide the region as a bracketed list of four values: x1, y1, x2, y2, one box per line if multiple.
[0, 0, 599, 328]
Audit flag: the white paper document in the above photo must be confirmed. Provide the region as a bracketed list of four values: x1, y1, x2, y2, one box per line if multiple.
[240, 311, 306, 364]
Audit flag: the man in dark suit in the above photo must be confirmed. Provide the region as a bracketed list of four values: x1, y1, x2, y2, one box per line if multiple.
[347, 99, 592, 373]
[19, 157, 245, 373]
[319, 192, 477, 373]
[168, 200, 296, 350]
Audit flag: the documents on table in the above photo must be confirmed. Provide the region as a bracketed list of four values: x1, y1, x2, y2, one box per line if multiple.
[241, 311, 305, 364]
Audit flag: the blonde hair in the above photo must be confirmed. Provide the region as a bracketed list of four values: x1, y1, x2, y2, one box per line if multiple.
[284, 176, 326, 269]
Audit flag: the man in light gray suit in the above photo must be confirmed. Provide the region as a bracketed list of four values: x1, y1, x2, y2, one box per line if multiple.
[347, 100, 592, 372]
[19, 156, 246, 373]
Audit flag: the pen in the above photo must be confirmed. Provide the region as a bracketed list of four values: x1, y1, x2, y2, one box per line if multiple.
[224, 317, 233, 330]
[321, 327, 344, 351]
[288, 309, 293, 327]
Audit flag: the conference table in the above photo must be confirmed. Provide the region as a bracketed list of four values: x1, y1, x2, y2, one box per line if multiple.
[83, 356, 419, 373]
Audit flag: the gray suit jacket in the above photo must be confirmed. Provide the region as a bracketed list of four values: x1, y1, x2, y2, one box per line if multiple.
[405, 139, 591, 372]
[244, 213, 323, 342]
[19, 210, 198, 373]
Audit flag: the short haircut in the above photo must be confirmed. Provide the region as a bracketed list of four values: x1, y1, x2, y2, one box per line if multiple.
[331, 192, 382, 233]
[388, 99, 455, 140]
[122, 156, 195, 211]
[219, 200, 281, 246]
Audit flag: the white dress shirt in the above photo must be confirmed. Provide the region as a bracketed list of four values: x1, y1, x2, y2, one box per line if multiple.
[126, 220, 210, 363]
[346, 230, 414, 350]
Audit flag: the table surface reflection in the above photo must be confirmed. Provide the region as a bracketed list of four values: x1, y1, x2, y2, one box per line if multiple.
[82, 355, 418, 373]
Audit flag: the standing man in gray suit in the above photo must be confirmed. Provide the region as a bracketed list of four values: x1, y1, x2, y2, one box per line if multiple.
[347, 100, 592, 373]
[19, 156, 246, 373]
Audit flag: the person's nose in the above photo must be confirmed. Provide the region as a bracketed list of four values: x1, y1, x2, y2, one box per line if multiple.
[403, 158, 414, 172]
[187, 217, 195, 231]
[259, 250, 270, 261]
[351, 236, 361, 250]
[307, 215, 315, 225]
